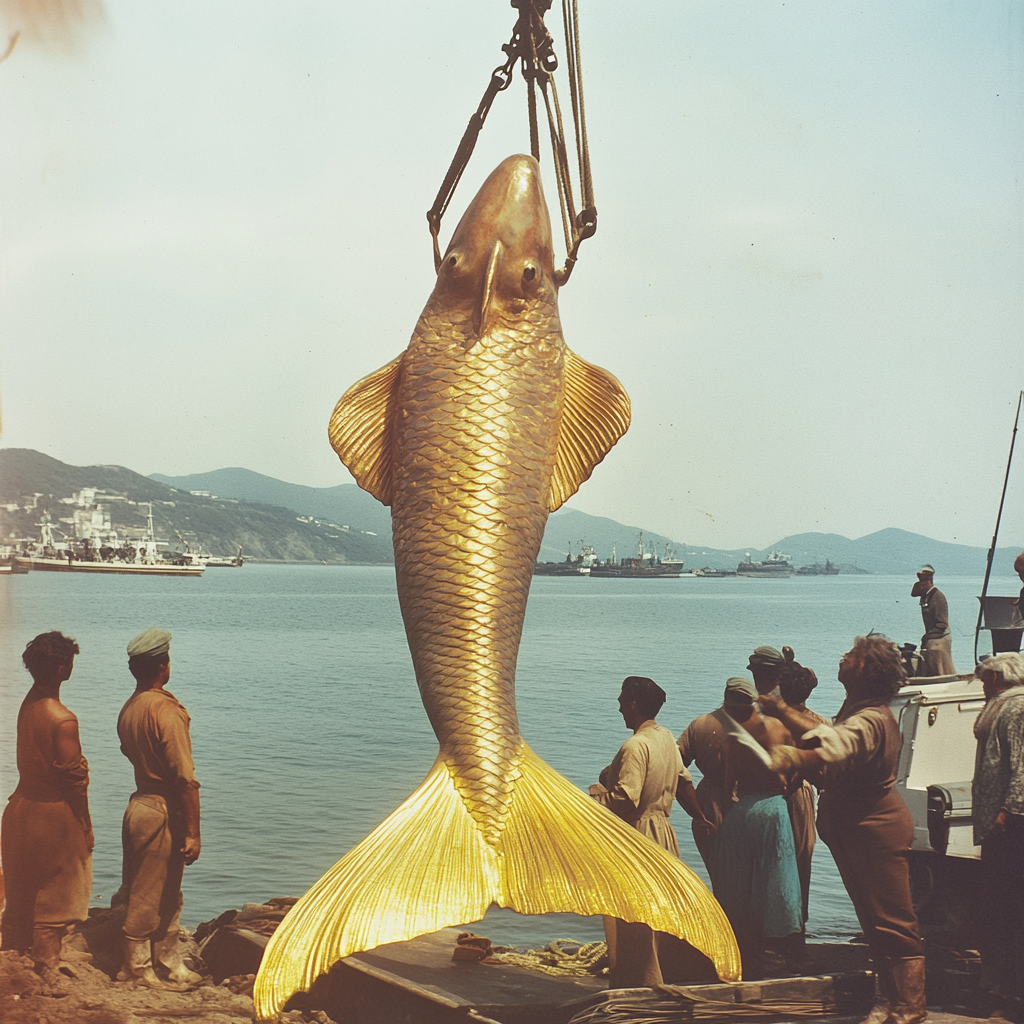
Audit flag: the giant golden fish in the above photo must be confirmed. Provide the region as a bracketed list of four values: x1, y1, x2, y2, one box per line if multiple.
[254, 155, 739, 1018]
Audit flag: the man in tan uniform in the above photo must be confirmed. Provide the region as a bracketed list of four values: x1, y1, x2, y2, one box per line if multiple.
[115, 628, 202, 989]
[1, 632, 92, 990]
[591, 675, 714, 988]
[912, 566, 955, 676]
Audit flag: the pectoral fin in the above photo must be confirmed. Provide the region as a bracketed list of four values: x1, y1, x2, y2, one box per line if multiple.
[548, 349, 631, 512]
[328, 354, 405, 506]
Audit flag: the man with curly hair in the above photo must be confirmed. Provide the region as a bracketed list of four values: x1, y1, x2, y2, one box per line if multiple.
[0, 631, 92, 991]
[760, 635, 926, 1024]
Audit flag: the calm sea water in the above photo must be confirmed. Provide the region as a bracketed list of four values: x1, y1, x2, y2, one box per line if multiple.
[1, 566, 1015, 946]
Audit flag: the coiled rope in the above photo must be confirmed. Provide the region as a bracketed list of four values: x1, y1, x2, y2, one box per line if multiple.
[488, 938, 608, 977]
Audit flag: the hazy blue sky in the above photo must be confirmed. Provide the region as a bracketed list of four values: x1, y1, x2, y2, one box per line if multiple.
[2, 1, 1022, 551]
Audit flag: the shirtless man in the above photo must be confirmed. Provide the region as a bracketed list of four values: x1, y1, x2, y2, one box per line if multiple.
[715, 677, 803, 975]
[1, 632, 93, 990]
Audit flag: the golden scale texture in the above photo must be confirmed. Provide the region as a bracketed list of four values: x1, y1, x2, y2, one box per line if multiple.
[393, 295, 564, 843]
[254, 156, 740, 1019]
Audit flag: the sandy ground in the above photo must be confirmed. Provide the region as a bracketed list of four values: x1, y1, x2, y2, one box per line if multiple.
[0, 907, 335, 1024]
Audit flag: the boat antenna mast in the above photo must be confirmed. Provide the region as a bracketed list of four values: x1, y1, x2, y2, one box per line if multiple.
[425, 0, 596, 286]
[974, 390, 1023, 664]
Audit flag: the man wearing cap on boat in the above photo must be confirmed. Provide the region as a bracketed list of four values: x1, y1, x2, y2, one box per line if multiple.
[912, 566, 955, 676]
[114, 628, 202, 990]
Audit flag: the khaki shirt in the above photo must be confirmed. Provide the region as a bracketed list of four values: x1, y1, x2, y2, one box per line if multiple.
[593, 720, 691, 855]
[117, 689, 198, 799]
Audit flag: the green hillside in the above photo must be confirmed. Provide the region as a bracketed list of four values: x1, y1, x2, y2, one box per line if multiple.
[5, 448, 1017, 574]
[0, 449, 392, 564]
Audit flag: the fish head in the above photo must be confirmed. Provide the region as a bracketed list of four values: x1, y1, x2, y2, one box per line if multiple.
[435, 155, 557, 340]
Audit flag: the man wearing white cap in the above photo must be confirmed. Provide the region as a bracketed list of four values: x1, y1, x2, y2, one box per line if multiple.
[114, 628, 202, 989]
[912, 567, 955, 676]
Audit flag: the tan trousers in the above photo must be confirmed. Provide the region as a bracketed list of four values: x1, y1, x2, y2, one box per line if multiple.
[119, 794, 184, 942]
[921, 635, 954, 676]
[604, 916, 662, 988]
[0, 795, 91, 951]
[786, 781, 816, 925]
[817, 788, 922, 960]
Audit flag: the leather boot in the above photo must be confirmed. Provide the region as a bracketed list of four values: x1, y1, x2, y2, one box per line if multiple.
[119, 936, 188, 990]
[31, 926, 70, 995]
[152, 930, 202, 987]
[859, 958, 896, 1024]
[887, 956, 927, 1024]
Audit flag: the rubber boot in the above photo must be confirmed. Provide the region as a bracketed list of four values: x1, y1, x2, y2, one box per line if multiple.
[859, 958, 896, 1024]
[887, 956, 927, 1024]
[119, 936, 188, 990]
[31, 926, 69, 995]
[152, 930, 202, 987]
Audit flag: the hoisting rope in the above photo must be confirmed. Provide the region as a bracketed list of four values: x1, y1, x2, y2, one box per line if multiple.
[426, 0, 596, 286]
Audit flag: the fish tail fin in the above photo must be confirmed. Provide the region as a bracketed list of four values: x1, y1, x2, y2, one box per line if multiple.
[253, 757, 501, 1019]
[500, 745, 741, 982]
[253, 745, 740, 1019]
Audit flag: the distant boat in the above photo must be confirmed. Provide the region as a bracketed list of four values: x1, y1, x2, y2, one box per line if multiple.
[15, 507, 204, 576]
[692, 566, 736, 578]
[534, 543, 596, 576]
[0, 552, 30, 575]
[795, 559, 840, 576]
[589, 534, 684, 579]
[736, 551, 793, 578]
[204, 545, 245, 568]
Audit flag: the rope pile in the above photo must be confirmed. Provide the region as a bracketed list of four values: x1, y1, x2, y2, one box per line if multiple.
[488, 938, 608, 977]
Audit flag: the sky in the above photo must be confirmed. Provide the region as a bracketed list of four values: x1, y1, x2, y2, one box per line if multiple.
[1, 1, 1022, 552]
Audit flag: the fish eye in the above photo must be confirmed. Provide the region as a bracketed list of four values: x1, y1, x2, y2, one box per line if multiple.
[523, 265, 536, 282]
[447, 254, 458, 268]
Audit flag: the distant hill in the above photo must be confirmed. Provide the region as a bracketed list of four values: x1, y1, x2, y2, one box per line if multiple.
[149, 471, 688, 565]
[736, 528, 1023, 577]
[4, 449, 1019, 573]
[150, 468, 392, 538]
[147, 466, 1024, 575]
[0, 449, 392, 564]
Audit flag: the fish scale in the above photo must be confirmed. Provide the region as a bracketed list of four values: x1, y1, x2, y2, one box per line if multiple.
[393, 307, 562, 844]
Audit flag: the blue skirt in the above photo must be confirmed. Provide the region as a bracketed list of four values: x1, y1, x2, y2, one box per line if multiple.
[714, 792, 803, 944]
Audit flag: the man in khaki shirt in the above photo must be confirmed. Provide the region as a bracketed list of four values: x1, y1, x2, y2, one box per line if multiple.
[591, 675, 715, 988]
[114, 628, 202, 989]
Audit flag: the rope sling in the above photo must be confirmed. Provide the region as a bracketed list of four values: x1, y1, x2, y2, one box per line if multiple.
[426, 0, 596, 285]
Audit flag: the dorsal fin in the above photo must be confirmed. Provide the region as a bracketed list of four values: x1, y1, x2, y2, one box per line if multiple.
[328, 354, 405, 506]
[548, 349, 631, 512]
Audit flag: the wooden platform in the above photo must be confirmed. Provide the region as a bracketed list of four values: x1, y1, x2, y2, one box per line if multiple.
[280, 929, 876, 1024]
